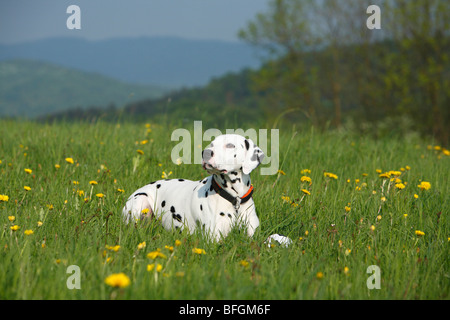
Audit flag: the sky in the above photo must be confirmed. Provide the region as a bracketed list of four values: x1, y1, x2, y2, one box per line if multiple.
[0, 0, 271, 44]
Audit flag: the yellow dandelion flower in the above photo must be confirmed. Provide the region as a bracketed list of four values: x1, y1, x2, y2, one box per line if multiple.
[324, 172, 338, 179]
[395, 183, 406, 190]
[141, 208, 150, 214]
[301, 189, 311, 195]
[277, 169, 286, 175]
[8, 216, 15, 222]
[89, 180, 98, 185]
[10, 225, 20, 231]
[300, 169, 311, 175]
[137, 149, 144, 155]
[300, 176, 312, 184]
[104, 273, 131, 288]
[379, 172, 390, 179]
[24, 168, 32, 174]
[96, 193, 105, 198]
[344, 267, 350, 275]
[117, 188, 125, 193]
[24, 186, 31, 191]
[65, 158, 74, 164]
[162, 171, 173, 179]
[24, 229, 34, 236]
[175, 240, 182, 246]
[239, 260, 249, 267]
[415, 230, 425, 237]
[370, 225, 376, 231]
[377, 215, 382, 221]
[345, 206, 351, 212]
[0, 194, 9, 202]
[55, 164, 60, 169]
[165, 245, 174, 252]
[316, 272, 324, 279]
[417, 181, 431, 191]
[137, 241, 146, 250]
[192, 248, 206, 255]
[381, 196, 387, 202]
[37, 221, 43, 227]
[147, 249, 167, 259]
[414, 194, 419, 199]
[105, 245, 121, 252]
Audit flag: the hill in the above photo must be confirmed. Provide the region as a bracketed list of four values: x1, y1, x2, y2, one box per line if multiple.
[0, 37, 261, 87]
[0, 59, 167, 118]
[40, 68, 265, 128]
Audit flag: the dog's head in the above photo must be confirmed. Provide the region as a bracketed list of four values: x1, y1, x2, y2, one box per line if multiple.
[202, 134, 265, 175]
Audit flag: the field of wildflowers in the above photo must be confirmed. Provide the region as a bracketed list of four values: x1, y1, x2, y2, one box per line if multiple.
[0, 120, 448, 299]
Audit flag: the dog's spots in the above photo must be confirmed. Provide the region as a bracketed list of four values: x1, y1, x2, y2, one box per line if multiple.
[134, 192, 147, 198]
[209, 184, 214, 192]
[244, 139, 250, 150]
[230, 178, 241, 184]
[227, 214, 232, 219]
[161, 200, 166, 207]
[205, 191, 208, 197]
[247, 180, 250, 186]
[178, 179, 185, 182]
[200, 204, 203, 211]
[172, 213, 182, 222]
[170, 206, 176, 213]
[150, 181, 156, 185]
[156, 184, 161, 189]
[202, 180, 207, 184]
[219, 212, 225, 216]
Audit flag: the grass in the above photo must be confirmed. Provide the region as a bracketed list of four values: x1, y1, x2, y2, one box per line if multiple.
[0, 119, 448, 299]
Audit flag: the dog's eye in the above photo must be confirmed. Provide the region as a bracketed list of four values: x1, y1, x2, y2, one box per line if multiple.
[225, 143, 235, 148]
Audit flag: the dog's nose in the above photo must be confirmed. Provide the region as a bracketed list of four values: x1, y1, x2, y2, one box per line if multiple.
[202, 149, 214, 161]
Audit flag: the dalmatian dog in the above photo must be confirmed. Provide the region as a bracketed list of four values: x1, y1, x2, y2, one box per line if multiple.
[122, 134, 265, 241]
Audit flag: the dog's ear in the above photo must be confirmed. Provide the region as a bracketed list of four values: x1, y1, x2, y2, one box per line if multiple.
[242, 138, 265, 175]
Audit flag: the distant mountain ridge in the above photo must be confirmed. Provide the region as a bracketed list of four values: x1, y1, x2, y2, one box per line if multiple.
[0, 59, 167, 118]
[0, 36, 261, 87]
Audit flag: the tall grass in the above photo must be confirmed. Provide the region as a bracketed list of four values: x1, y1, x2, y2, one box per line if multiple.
[0, 119, 448, 299]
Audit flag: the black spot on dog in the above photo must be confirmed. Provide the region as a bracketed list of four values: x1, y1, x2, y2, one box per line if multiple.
[172, 213, 182, 222]
[134, 192, 147, 198]
[209, 184, 213, 192]
[200, 204, 203, 210]
[230, 178, 241, 184]
[202, 180, 207, 184]
[161, 200, 166, 207]
[231, 171, 238, 176]
[178, 179, 185, 182]
[170, 206, 176, 213]
[227, 214, 232, 219]
[149, 181, 156, 185]
[244, 139, 250, 150]
[219, 212, 225, 216]
[247, 180, 250, 186]
[205, 191, 208, 197]
[156, 184, 161, 189]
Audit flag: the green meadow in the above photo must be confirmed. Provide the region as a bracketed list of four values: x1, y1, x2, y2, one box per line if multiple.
[0, 119, 448, 299]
